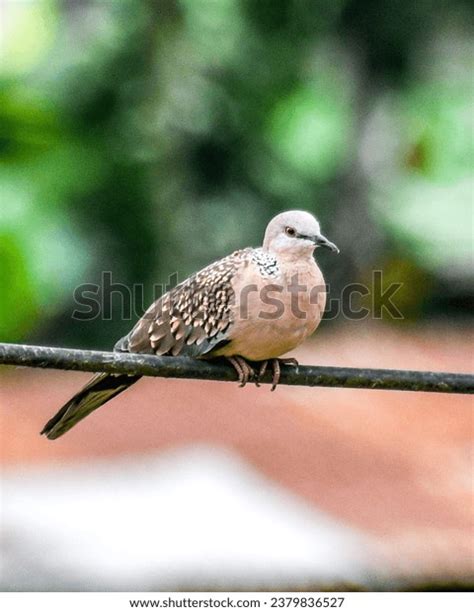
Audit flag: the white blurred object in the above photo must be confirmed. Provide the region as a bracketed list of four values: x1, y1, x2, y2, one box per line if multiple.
[1, 446, 378, 590]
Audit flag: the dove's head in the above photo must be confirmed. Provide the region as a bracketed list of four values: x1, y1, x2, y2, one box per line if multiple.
[262, 210, 339, 259]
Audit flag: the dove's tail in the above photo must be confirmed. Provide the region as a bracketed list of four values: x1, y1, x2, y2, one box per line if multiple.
[41, 373, 141, 440]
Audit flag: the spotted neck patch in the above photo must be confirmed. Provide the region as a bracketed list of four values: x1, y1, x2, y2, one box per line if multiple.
[251, 248, 280, 278]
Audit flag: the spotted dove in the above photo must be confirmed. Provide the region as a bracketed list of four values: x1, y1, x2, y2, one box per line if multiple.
[41, 210, 339, 439]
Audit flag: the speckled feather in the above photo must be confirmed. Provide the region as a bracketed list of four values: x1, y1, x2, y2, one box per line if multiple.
[116, 248, 268, 358]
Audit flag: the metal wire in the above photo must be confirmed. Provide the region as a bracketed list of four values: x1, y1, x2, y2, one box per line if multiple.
[1, 342, 472, 394]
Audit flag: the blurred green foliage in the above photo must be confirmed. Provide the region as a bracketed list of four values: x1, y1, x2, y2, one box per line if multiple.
[0, 0, 472, 346]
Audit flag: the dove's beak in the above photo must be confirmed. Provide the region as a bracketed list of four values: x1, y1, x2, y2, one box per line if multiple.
[314, 233, 340, 253]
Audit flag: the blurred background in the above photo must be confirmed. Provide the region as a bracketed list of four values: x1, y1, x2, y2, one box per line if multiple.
[0, 0, 473, 592]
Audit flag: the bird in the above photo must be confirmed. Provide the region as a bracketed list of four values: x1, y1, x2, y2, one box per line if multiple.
[41, 210, 339, 440]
